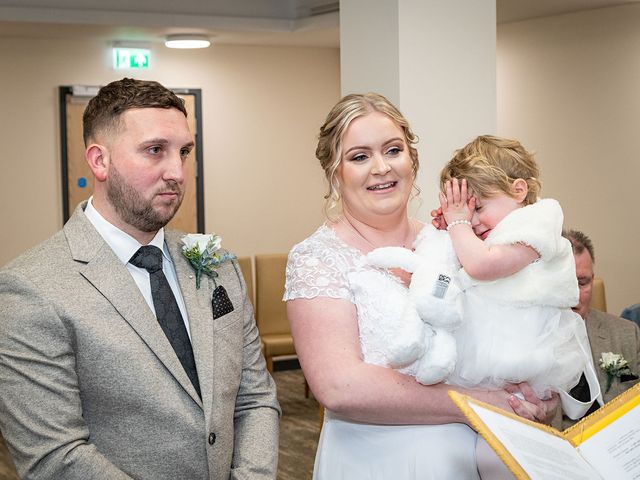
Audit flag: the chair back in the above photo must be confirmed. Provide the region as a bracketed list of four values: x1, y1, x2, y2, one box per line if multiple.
[590, 276, 607, 312]
[236, 256, 254, 307]
[255, 254, 290, 335]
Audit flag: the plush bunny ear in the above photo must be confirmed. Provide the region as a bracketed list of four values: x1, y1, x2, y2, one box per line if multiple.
[413, 223, 439, 250]
[413, 224, 460, 268]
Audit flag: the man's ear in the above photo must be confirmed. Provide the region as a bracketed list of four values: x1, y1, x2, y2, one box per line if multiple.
[85, 143, 109, 182]
[511, 178, 529, 203]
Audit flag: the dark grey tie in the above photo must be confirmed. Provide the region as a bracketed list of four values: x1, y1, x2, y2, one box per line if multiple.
[130, 245, 201, 398]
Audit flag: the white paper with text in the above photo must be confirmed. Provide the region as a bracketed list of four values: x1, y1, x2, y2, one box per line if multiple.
[470, 403, 601, 480]
[577, 405, 640, 479]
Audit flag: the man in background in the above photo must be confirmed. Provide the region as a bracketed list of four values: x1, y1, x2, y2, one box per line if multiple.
[557, 229, 640, 429]
[0, 78, 280, 479]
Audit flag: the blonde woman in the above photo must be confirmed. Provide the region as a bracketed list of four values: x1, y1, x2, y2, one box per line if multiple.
[284, 95, 557, 479]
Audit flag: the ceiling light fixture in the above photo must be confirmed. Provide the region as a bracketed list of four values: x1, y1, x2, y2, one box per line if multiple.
[165, 34, 211, 49]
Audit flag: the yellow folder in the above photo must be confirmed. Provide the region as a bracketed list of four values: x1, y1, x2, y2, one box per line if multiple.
[449, 383, 640, 479]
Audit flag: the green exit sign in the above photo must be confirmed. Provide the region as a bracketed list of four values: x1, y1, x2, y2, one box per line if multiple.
[113, 48, 150, 70]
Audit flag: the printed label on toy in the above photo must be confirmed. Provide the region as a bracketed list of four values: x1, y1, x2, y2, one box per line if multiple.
[432, 274, 451, 299]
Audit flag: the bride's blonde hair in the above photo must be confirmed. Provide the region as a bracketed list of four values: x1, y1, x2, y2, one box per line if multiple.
[316, 93, 419, 217]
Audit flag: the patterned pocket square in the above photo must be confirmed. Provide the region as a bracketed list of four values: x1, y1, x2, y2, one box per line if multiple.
[212, 285, 234, 319]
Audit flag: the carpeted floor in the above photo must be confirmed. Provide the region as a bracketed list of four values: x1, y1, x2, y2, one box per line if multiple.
[0, 368, 320, 480]
[274, 368, 321, 480]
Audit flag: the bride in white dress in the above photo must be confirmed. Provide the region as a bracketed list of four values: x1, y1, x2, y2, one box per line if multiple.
[284, 93, 557, 479]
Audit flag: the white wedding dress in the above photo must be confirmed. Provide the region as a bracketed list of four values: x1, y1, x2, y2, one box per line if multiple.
[284, 225, 480, 480]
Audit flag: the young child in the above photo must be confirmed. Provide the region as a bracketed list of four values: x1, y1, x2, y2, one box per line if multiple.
[437, 135, 595, 399]
[435, 135, 600, 479]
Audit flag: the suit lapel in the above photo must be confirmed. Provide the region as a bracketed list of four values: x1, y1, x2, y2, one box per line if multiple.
[166, 231, 215, 413]
[65, 205, 202, 405]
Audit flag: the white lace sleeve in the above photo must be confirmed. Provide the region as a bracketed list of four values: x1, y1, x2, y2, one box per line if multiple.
[283, 228, 354, 302]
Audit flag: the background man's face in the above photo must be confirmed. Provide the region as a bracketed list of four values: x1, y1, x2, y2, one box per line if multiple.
[573, 249, 594, 319]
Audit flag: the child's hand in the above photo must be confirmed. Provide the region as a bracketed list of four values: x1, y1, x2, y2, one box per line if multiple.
[439, 178, 476, 225]
[430, 206, 448, 230]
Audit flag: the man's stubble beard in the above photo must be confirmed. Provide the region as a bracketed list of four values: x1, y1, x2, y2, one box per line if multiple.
[106, 163, 184, 233]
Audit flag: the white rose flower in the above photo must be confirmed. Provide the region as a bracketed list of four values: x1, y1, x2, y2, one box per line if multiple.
[600, 352, 618, 366]
[182, 234, 221, 253]
[181, 233, 233, 289]
[599, 351, 632, 393]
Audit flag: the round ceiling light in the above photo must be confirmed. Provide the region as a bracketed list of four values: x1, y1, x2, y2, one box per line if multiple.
[165, 34, 211, 49]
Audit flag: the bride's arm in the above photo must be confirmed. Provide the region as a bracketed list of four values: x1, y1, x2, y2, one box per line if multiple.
[288, 296, 554, 425]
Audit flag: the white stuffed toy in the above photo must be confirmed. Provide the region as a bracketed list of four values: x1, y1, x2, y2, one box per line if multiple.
[367, 224, 463, 385]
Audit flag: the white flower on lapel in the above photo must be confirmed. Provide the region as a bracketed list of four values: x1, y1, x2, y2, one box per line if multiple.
[599, 352, 632, 393]
[182, 233, 222, 253]
[181, 234, 235, 289]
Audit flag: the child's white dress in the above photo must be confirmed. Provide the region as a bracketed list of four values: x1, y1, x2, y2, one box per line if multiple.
[446, 198, 593, 398]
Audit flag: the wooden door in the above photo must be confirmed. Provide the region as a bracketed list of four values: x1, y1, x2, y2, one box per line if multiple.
[59, 86, 204, 233]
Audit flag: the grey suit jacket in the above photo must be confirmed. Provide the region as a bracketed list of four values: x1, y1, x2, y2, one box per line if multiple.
[0, 203, 280, 479]
[555, 308, 640, 430]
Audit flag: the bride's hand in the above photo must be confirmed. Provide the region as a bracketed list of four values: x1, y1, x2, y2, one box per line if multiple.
[505, 382, 559, 424]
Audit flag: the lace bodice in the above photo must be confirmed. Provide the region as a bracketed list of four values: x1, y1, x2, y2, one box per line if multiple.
[284, 225, 415, 372]
[284, 225, 360, 302]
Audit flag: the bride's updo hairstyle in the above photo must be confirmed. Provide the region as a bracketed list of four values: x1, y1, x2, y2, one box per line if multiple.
[316, 93, 419, 216]
[440, 134, 541, 206]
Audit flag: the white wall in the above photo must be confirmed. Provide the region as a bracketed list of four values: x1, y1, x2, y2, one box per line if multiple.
[0, 36, 340, 264]
[399, 0, 496, 212]
[497, 4, 640, 315]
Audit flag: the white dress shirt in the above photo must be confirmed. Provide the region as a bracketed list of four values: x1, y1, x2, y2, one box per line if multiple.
[83, 197, 192, 338]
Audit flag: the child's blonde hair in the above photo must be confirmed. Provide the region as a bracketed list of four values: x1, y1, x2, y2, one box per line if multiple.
[440, 135, 541, 205]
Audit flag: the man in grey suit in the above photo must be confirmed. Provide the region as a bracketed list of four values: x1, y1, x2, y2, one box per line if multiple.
[0, 78, 280, 479]
[555, 229, 640, 429]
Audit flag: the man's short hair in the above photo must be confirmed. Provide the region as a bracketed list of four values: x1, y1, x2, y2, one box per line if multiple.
[82, 78, 187, 145]
[562, 229, 595, 262]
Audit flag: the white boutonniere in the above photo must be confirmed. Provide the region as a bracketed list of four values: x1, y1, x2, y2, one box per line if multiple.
[181, 234, 236, 289]
[599, 352, 632, 393]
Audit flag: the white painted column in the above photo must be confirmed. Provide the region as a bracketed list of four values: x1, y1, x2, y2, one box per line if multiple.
[340, 0, 497, 218]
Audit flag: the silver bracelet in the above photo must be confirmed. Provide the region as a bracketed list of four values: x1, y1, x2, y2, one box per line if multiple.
[446, 220, 472, 232]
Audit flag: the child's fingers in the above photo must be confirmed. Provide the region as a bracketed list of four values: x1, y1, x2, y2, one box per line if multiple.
[439, 191, 447, 209]
[430, 206, 443, 218]
[460, 178, 468, 203]
[451, 178, 461, 205]
[468, 196, 476, 211]
[444, 180, 454, 204]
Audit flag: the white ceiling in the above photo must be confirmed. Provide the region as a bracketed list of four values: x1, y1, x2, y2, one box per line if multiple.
[0, 0, 638, 47]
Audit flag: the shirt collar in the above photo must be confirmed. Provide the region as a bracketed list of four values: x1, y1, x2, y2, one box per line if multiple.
[84, 197, 169, 264]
